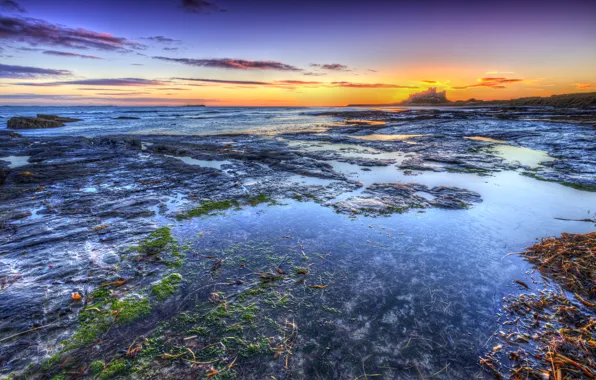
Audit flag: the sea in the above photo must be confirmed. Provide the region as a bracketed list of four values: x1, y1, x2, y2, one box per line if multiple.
[0, 106, 358, 137]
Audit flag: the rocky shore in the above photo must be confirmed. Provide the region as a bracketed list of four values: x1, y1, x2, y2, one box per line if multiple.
[0, 105, 595, 379]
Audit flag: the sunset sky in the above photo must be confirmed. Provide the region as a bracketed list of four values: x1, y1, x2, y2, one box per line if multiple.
[1, 0, 595, 106]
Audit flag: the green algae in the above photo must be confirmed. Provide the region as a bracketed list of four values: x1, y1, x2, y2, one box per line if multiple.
[72, 295, 151, 345]
[176, 194, 274, 220]
[113, 297, 151, 324]
[522, 172, 596, 192]
[89, 360, 105, 374]
[35, 240, 334, 379]
[98, 360, 130, 379]
[151, 273, 183, 300]
[132, 226, 180, 256]
[246, 193, 273, 206]
[176, 199, 240, 220]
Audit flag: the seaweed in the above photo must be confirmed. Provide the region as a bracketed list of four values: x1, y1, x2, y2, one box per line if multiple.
[481, 232, 596, 379]
[151, 273, 183, 300]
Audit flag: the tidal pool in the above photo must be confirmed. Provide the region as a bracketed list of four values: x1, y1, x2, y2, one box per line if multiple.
[164, 154, 232, 169]
[162, 171, 594, 378]
[352, 134, 426, 141]
[464, 136, 507, 143]
[493, 145, 554, 168]
[0, 156, 30, 169]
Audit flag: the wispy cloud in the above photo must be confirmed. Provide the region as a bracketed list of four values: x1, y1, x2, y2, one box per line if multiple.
[76, 88, 133, 91]
[0, 0, 25, 13]
[14, 78, 168, 86]
[303, 72, 326, 77]
[452, 77, 523, 89]
[163, 47, 179, 52]
[0, 63, 71, 78]
[142, 36, 181, 43]
[0, 16, 144, 51]
[486, 71, 514, 75]
[155, 56, 302, 71]
[43, 50, 102, 59]
[174, 77, 270, 85]
[0, 93, 217, 104]
[421, 80, 436, 83]
[276, 80, 322, 85]
[153, 87, 190, 91]
[577, 83, 595, 89]
[310, 63, 350, 71]
[173, 77, 418, 89]
[182, 0, 221, 13]
[330, 81, 418, 89]
[94, 92, 152, 95]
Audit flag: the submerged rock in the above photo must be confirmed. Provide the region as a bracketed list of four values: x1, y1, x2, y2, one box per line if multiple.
[333, 182, 482, 215]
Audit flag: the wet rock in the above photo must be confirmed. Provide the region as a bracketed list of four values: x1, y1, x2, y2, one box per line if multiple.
[7, 117, 64, 129]
[36, 114, 82, 123]
[333, 182, 482, 215]
[0, 130, 22, 139]
[7, 115, 81, 129]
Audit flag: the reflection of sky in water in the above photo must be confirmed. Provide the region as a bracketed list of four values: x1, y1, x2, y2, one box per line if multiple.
[0, 156, 30, 169]
[172, 173, 594, 376]
[464, 136, 506, 143]
[163, 134, 595, 376]
[164, 154, 232, 169]
[494, 144, 553, 167]
[352, 134, 426, 141]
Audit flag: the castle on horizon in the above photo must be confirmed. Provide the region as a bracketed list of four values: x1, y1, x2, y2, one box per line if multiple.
[403, 87, 449, 104]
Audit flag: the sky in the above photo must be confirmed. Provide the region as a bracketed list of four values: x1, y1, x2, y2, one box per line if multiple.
[0, 0, 595, 106]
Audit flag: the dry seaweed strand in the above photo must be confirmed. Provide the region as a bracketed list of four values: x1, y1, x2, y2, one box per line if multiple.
[480, 232, 596, 379]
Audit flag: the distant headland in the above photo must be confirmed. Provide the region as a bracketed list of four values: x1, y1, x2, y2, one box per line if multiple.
[348, 88, 596, 107]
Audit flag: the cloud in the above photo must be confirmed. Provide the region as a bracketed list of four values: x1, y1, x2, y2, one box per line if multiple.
[276, 80, 322, 85]
[174, 77, 270, 85]
[421, 80, 436, 83]
[95, 92, 151, 95]
[182, 0, 220, 13]
[76, 88, 133, 91]
[0, 0, 25, 13]
[153, 87, 190, 91]
[303, 72, 326, 77]
[15, 78, 168, 86]
[486, 71, 514, 75]
[0, 93, 218, 104]
[142, 36, 181, 43]
[452, 77, 523, 89]
[311, 63, 350, 71]
[479, 77, 522, 84]
[577, 83, 595, 89]
[0, 16, 144, 51]
[173, 77, 418, 89]
[0, 63, 71, 78]
[330, 81, 418, 89]
[154, 56, 301, 71]
[43, 50, 102, 59]
[163, 47, 179, 51]
[367, 69, 377, 73]
[131, 63, 144, 66]
[14, 82, 63, 86]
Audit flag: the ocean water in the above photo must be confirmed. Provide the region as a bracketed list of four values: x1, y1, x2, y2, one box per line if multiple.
[0, 106, 353, 136]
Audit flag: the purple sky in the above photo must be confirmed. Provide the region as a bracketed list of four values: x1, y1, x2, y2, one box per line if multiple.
[1, 0, 595, 105]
